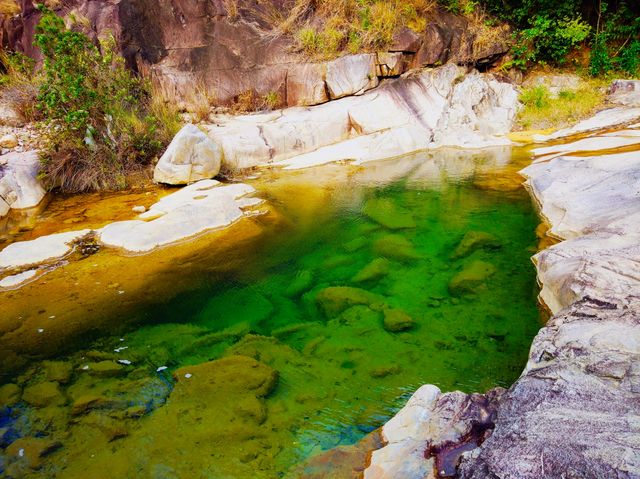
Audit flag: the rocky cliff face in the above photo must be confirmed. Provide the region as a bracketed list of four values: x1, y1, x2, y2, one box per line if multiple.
[1, 0, 508, 108]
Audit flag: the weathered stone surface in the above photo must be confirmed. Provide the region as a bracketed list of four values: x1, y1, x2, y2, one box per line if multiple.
[153, 124, 222, 185]
[5, 437, 62, 470]
[533, 107, 640, 142]
[459, 299, 640, 479]
[0, 382, 21, 407]
[326, 54, 379, 100]
[286, 63, 328, 107]
[0, 150, 46, 212]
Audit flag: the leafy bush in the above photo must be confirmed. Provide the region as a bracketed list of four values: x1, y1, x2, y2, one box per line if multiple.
[589, 2, 640, 76]
[34, 5, 179, 192]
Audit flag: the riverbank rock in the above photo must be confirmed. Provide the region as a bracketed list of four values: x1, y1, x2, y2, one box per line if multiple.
[325, 54, 379, 99]
[609, 79, 640, 107]
[183, 65, 518, 172]
[0, 150, 46, 216]
[364, 385, 503, 479]
[153, 124, 222, 185]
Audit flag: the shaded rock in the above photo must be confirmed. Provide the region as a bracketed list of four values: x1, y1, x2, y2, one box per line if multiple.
[352, 258, 391, 283]
[389, 27, 422, 52]
[370, 365, 402, 378]
[452, 231, 501, 259]
[286, 63, 328, 107]
[6, 437, 62, 470]
[362, 197, 416, 229]
[0, 383, 21, 406]
[88, 360, 126, 378]
[448, 260, 496, 296]
[22, 381, 65, 407]
[43, 360, 73, 384]
[153, 124, 222, 185]
[316, 286, 385, 318]
[373, 234, 421, 262]
[325, 54, 378, 100]
[383, 308, 415, 332]
[82, 413, 129, 441]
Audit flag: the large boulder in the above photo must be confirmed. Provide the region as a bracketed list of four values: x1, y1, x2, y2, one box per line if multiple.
[153, 124, 222, 185]
[286, 62, 329, 107]
[609, 79, 640, 107]
[0, 150, 46, 215]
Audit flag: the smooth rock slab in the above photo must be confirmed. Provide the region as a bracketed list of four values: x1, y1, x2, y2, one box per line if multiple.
[0, 229, 90, 269]
[99, 180, 258, 253]
[325, 54, 379, 99]
[0, 150, 46, 211]
[533, 107, 640, 142]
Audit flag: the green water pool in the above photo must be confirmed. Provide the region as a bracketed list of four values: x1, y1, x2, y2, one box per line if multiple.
[0, 154, 542, 478]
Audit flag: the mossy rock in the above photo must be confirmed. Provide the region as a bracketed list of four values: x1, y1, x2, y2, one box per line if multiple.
[285, 270, 315, 298]
[452, 231, 502, 259]
[448, 260, 496, 296]
[43, 360, 73, 384]
[383, 308, 415, 332]
[373, 234, 421, 262]
[5, 437, 62, 470]
[0, 383, 21, 407]
[88, 360, 126, 378]
[351, 258, 391, 283]
[22, 381, 66, 408]
[173, 355, 278, 399]
[316, 286, 386, 318]
[362, 198, 416, 230]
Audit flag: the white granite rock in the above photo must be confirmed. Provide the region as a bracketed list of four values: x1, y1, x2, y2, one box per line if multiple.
[0, 269, 38, 289]
[153, 124, 222, 185]
[0, 230, 90, 269]
[0, 150, 46, 212]
[533, 107, 640, 142]
[98, 180, 258, 253]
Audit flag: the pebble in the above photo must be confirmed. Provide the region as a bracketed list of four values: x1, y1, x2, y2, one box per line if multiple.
[132, 205, 146, 213]
[156, 366, 168, 372]
[117, 359, 132, 365]
[113, 346, 128, 353]
[184, 373, 192, 379]
[18, 448, 24, 457]
[37, 328, 44, 333]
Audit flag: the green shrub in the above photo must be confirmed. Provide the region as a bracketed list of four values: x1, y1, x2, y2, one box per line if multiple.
[33, 5, 179, 192]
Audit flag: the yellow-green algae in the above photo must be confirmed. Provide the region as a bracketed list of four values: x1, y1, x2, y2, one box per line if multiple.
[0, 150, 542, 478]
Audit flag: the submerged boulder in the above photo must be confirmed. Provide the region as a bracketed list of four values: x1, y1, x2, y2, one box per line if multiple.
[448, 260, 496, 296]
[373, 234, 421, 262]
[22, 381, 66, 408]
[452, 231, 501, 259]
[362, 198, 416, 230]
[383, 308, 415, 332]
[316, 286, 386, 318]
[153, 124, 222, 185]
[352, 258, 391, 283]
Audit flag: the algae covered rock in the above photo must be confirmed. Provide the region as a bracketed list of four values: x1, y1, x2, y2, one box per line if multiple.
[373, 234, 421, 262]
[316, 286, 386, 318]
[0, 383, 21, 407]
[172, 355, 278, 399]
[362, 198, 416, 230]
[383, 309, 415, 332]
[452, 231, 501, 259]
[43, 360, 73, 384]
[22, 381, 66, 408]
[5, 437, 62, 470]
[88, 360, 126, 378]
[285, 270, 315, 298]
[448, 260, 496, 296]
[352, 258, 391, 283]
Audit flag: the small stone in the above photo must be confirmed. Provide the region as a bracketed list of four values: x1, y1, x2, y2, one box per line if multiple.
[117, 359, 132, 365]
[132, 205, 146, 213]
[156, 366, 168, 372]
[22, 381, 65, 408]
[383, 308, 415, 332]
[373, 235, 421, 262]
[184, 373, 192, 379]
[0, 133, 18, 149]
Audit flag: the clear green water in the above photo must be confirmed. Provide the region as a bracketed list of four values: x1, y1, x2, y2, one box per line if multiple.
[0, 160, 541, 478]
